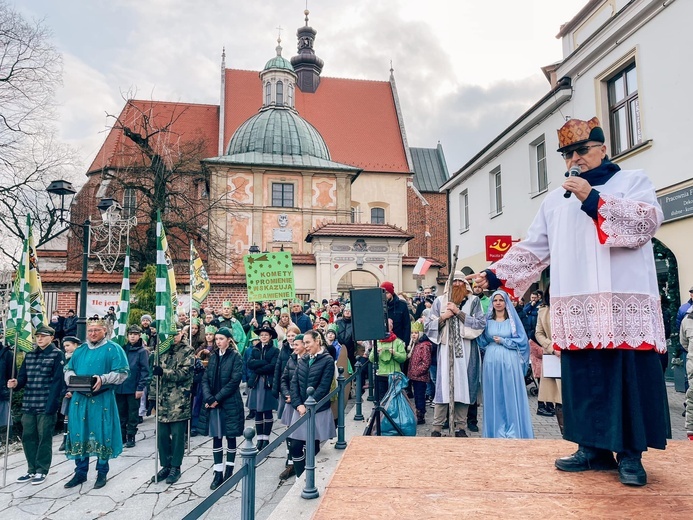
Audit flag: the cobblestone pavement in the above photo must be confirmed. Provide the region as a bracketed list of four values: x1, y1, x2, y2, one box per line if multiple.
[0, 382, 687, 519]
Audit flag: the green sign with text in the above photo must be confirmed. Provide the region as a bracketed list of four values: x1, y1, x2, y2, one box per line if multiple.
[243, 252, 295, 301]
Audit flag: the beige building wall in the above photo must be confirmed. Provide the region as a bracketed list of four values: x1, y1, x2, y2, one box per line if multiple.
[351, 172, 409, 237]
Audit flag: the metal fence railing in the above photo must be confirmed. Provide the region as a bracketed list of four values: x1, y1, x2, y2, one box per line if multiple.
[183, 361, 368, 520]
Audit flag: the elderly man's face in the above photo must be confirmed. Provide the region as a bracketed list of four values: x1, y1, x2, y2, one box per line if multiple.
[563, 140, 606, 173]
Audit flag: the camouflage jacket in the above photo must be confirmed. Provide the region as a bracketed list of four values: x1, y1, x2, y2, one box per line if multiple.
[149, 339, 194, 423]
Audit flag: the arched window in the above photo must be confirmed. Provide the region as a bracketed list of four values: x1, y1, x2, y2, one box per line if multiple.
[288, 84, 294, 108]
[371, 207, 385, 224]
[276, 81, 284, 105]
[265, 82, 272, 105]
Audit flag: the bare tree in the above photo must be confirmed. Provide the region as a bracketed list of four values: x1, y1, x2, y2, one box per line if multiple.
[100, 99, 238, 272]
[0, 2, 80, 265]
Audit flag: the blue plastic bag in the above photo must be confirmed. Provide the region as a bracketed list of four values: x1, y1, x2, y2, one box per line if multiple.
[380, 372, 417, 436]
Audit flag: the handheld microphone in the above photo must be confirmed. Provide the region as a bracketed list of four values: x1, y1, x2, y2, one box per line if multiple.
[563, 166, 581, 198]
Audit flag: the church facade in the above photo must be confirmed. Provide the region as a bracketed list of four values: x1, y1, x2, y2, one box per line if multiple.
[40, 12, 449, 313]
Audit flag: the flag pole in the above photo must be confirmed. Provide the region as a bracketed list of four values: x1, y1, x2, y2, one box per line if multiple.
[154, 342, 160, 482]
[187, 240, 193, 455]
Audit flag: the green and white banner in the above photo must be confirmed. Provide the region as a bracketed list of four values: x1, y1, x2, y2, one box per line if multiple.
[155, 212, 178, 355]
[111, 247, 131, 346]
[5, 215, 34, 353]
[243, 251, 295, 301]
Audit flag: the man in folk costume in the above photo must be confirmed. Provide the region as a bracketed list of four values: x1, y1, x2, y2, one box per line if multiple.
[63, 319, 129, 489]
[427, 272, 485, 438]
[473, 117, 668, 486]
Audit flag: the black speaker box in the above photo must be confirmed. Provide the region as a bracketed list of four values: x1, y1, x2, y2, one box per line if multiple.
[350, 288, 388, 341]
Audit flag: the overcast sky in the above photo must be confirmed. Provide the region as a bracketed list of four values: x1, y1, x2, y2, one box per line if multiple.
[18, 0, 587, 177]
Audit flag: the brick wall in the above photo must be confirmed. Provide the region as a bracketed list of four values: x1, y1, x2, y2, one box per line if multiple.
[407, 189, 449, 276]
[56, 292, 78, 314]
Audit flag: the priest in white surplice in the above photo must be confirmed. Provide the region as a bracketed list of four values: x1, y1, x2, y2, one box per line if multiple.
[472, 117, 667, 487]
[426, 272, 485, 438]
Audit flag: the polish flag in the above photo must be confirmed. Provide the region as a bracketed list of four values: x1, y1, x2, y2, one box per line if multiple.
[413, 257, 433, 276]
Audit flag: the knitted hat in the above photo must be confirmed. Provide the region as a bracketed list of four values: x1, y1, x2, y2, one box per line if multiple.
[380, 281, 395, 296]
[556, 117, 605, 152]
[411, 321, 424, 333]
[141, 314, 153, 322]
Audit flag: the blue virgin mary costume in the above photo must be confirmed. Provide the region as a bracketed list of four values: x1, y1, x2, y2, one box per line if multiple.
[63, 338, 129, 461]
[477, 290, 534, 439]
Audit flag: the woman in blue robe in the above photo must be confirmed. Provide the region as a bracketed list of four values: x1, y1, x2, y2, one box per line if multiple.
[477, 290, 534, 439]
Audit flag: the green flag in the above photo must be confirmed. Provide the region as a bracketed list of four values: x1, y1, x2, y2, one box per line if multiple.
[6, 215, 35, 353]
[111, 247, 131, 346]
[155, 211, 178, 355]
[243, 251, 295, 301]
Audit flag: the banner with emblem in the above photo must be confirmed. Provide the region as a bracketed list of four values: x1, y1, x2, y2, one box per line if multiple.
[155, 211, 178, 355]
[111, 247, 131, 346]
[243, 252, 295, 301]
[5, 215, 34, 353]
[190, 240, 210, 304]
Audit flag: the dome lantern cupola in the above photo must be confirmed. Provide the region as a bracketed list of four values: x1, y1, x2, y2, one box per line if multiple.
[260, 35, 297, 110]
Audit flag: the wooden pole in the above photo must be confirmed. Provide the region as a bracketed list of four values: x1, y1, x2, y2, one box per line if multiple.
[446, 246, 459, 434]
[2, 335, 18, 487]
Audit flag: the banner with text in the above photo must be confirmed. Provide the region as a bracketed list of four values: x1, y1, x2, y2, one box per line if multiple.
[243, 252, 295, 301]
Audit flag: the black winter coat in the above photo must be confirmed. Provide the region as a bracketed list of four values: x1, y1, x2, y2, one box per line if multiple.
[0, 344, 14, 402]
[280, 354, 299, 399]
[247, 343, 279, 389]
[290, 351, 334, 413]
[272, 341, 292, 399]
[199, 349, 244, 438]
[387, 294, 411, 344]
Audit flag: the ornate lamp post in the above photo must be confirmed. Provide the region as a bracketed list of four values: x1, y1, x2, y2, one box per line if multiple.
[46, 180, 135, 340]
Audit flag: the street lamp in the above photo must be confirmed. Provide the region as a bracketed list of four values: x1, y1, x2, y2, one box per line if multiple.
[45, 181, 136, 340]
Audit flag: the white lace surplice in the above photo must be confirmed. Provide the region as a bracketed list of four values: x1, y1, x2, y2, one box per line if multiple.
[492, 169, 666, 352]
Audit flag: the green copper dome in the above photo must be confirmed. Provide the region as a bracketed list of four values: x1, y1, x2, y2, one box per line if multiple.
[227, 108, 330, 160]
[263, 43, 295, 72]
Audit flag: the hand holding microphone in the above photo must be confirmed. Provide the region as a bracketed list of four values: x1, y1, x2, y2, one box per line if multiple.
[563, 166, 582, 198]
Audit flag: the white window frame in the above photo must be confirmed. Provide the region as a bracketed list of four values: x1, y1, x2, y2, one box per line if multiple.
[489, 166, 503, 217]
[122, 188, 137, 218]
[459, 189, 469, 233]
[529, 135, 548, 197]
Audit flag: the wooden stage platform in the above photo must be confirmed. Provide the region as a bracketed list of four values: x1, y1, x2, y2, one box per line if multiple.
[314, 438, 692, 519]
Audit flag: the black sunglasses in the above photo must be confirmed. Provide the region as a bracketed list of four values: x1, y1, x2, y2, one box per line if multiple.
[561, 144, 602, 160]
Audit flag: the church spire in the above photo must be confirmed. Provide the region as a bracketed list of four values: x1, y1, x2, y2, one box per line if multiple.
[290, 8, 324, 93]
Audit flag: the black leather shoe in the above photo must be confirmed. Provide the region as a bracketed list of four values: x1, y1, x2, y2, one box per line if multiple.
[454, 429, 468, 438]
[165, 467, 181, 484]
[125, 435, 135, 448]
[430, 430, 442, 437]
[93, 473, 107, 489]
[468, 423, 479, 433]
[618, 456, 647, 486]
[152, 467, 171, 483]
[210, 471, 224, 490]
[64, 474, 87, 488]
[224, 466, 234, 481]
[555, 446, 617, 472]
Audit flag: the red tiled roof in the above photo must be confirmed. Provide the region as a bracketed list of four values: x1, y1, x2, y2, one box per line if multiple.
[401, 256, 445, 268]
[305, 222, 413, 242]
[88, 100, 219, 173]
[224, 70, 410, 173]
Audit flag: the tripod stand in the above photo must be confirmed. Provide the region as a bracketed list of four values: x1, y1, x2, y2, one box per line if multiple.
[363, 341, 405, 436]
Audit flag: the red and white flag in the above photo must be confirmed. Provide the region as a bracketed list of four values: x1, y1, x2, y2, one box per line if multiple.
[412, 257, 433, 276]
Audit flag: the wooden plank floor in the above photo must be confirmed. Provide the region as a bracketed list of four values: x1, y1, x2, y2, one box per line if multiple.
[314, 438, 692, 519]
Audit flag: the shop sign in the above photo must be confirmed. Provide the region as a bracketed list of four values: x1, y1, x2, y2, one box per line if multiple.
[485, 235, 512, 261]
[658, 187, 693, 222]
